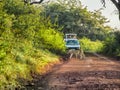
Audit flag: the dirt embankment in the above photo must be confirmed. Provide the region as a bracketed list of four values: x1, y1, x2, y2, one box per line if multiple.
[25, 54, 120, 90]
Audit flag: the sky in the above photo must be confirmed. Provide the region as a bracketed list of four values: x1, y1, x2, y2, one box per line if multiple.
[80, 0, 120, 29]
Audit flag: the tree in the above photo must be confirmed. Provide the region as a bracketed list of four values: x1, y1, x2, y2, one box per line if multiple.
[102, 0, 120, 19]
[23, 0, 120, 19]
[43, 0, 112, 41]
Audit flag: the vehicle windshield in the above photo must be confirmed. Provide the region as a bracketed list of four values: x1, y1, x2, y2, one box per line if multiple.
[66, 40, 79, 45]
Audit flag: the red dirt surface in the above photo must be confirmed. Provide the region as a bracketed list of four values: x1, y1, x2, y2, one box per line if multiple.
[26, 54, 120, 90]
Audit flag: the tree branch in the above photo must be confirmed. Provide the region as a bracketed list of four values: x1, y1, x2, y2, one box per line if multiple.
[24, 0, 44, 5]
[101, 0, 106, 7]
[30, 0, 44, 5]
[111, 0, 120, 11]
[110, 0, 120, 19]
[102, 0, 120, 19]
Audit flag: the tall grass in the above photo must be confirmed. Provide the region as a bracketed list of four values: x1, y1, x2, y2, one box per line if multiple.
[0, 45, 59, 89]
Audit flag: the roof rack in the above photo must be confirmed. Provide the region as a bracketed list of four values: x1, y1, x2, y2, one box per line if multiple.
[65, 33, 77, 39]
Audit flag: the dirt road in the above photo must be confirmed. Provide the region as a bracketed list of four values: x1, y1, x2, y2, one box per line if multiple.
[26, 54, 120, 90]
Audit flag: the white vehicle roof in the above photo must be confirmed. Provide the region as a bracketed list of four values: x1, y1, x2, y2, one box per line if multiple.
[65, 33, 77, 39]
[65, 38, 78, 40]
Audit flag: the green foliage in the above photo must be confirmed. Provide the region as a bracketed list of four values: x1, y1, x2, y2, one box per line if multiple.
[43, 0, 112, 41]
[102, 37, 116, 55]
[80, 37, 103, 52]
[0, 0, 118, 88]
[36, 29, 65, 53]
[102, 31, 120, 56]
[0, 0, 65, 89]
[3, 0, 34, 15]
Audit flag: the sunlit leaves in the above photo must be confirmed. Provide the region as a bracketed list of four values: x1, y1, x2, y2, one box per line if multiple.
[0, 0, 65, 89]
[44, 1, 111, 40]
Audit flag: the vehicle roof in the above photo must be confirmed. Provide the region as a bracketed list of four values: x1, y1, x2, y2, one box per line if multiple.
[65, 33, 77, 35]
[65, 39, 79, 41]
[65, 33, 77, 39]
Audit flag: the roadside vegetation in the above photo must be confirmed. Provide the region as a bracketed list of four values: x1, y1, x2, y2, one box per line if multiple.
[0, 0, 65, 89]
[79, 37, 103, 53]
[102, 31, 120, 56]
[0, 0, 120, 89]
[44, 0, 120, 56]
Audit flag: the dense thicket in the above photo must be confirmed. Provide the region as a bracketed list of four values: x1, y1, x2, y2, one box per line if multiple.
[43, 0, 113, 41]
[102, 31, 120, 56]
[0, 0, 65, 89]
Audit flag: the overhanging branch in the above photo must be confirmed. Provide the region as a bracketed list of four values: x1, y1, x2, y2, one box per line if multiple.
[101, 0, 120, 19]
[111, 0, 120, 11]
[24, 0, 44, 5]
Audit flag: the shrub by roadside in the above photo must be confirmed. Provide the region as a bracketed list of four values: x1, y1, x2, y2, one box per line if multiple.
[79, 37, 103, 53]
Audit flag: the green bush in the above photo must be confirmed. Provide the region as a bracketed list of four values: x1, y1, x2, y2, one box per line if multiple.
[102, 31, 120, 56]
[79, 37, 103, 52]
[0, 39, 60, 89]
[35, 29, 65, 54]
[0, 0, 64, 89]
[102, 37, 116, 55]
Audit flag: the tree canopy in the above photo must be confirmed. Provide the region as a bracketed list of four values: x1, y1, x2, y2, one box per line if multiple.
[43, 0, 113, 40]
